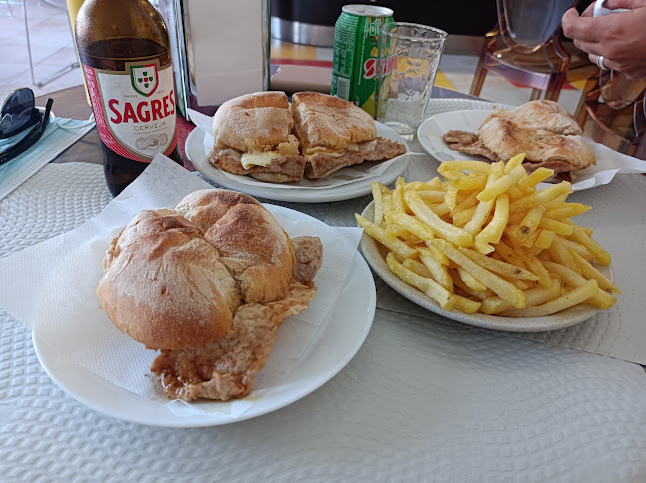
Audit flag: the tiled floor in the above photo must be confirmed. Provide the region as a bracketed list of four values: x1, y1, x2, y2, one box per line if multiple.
[0, 1, 584, 115]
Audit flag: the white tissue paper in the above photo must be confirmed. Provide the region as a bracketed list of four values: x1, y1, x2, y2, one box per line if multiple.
[0, 155, 363, 417]
[187, 108, 409, 190]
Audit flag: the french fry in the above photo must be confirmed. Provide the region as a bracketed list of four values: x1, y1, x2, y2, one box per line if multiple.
[539, 217, 574, 236]
[534, 229, 555, 249]
[449, 269, 492, 300]
[403, 258, 433, 279]
[570, 250, 621, 295]
[418, 249, 453, 291]
[453, 173, 487, 191]
[547, 235, 582, 275]
[463, 162, 504, 236]
[504, 153, 526, 173]
[521, 253, 552, 288]
[515, 205, 545, 243]
[518, 167, 554, 192]
[438, 160, 491, 174]
[385, 211, 435, 243]
[566, 223, 611, 265]
[481, 276, 561, 314]
[371, 182, 385, 225]
[386, 252, 455, 310]
[544, 202, 590, 220]
[457, 267, 488, 292]
[451, 191, 480, 215]
[500, 280, 599, 317]
[453, 295, 481, 314]
[417, 191, 446, 204]
[560, 238, 595, 262]
[452, 206, 478, 228]
[542, 261, 616, 310]
[405, 191, 473, 247]
[510, 182, 573, 213]
[433, 239, 527, 309]
[459, 247, 538, 280]
[477, 165, 525, 202]
[474, 193, 509, 254]
[355, 214, 417, 259]
[420, 245, 449, 266]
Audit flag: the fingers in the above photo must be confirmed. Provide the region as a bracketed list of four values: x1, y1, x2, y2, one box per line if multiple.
[588, 54, 618, 71]
[561, 9, 604, 42]
[581, 2, 596, 16]
[574, 39, 603, 57]
[605, 0, 646, 9]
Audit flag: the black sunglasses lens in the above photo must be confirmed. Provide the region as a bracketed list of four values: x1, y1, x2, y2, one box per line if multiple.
[1, 88, 36, 137]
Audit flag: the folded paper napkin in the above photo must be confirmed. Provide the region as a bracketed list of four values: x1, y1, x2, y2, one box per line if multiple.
[0, 154, 363, 417]
[0, 117, 95, 201]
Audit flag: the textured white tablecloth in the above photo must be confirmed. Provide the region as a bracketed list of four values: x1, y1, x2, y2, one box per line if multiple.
[1, 161, 646, 482]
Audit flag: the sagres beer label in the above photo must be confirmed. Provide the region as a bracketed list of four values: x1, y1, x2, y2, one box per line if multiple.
[83, 59, 176, 163]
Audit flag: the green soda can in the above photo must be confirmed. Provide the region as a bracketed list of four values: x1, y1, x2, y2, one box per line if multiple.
[331, 5, 394, 117]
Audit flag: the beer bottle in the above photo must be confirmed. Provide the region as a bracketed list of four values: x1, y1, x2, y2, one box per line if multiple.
[75, 0, 182, 196]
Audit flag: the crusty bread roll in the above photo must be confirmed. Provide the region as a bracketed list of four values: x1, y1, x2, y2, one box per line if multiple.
[212, 91, 299, 153]
[97, 189, 296, 351]
[291, 91, 376, 153]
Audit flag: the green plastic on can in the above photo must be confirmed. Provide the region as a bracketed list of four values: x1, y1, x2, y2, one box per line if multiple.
[331, 5, 394, 117]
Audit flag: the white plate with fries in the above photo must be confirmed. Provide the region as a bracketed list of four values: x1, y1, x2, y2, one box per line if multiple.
[356, 157, 619, 332]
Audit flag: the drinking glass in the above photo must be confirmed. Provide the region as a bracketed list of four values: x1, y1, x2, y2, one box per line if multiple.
[376, 22, 447, 140]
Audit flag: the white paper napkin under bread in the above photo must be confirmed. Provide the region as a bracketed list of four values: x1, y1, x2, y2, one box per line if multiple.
[0, 155, 363, 417]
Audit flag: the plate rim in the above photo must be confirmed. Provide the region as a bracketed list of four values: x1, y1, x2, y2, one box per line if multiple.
[185, 123, 411, 203]
[32, 205, 377, 427]
[359, 201, 610, 333]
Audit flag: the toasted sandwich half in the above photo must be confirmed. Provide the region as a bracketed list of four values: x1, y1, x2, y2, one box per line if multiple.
[291, 92, 406, 179]
[209, 92, 306, 183]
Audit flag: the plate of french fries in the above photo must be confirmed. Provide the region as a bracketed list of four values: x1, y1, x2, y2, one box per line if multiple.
[355, 154, 621, 332]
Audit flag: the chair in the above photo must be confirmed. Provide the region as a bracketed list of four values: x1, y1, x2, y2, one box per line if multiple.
[470, 0, 578, 102]
[574, 71, 646, 159]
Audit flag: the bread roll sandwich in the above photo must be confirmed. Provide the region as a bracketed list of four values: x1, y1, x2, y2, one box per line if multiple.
[291, 92, 407, 179]
[209, 92, 307, 183]
[96, 189, 323, 401]
[443, 100, 595, 180]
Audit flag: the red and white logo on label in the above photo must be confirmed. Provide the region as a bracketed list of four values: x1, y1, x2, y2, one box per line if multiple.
[363, 56, 397, 79]
[130, 64, 159, 97]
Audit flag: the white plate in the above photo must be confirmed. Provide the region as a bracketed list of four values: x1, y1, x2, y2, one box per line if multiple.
[359, 202, 612, 333]
[32, 206, 376, 427]
[185, 123, 410, 203]
[417, 108, 610, 191]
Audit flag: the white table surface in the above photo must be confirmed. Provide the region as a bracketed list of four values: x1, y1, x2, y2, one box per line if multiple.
[2, 105, 646, 481]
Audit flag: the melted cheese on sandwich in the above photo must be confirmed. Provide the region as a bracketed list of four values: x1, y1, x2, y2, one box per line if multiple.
[240, 151, 282, 170]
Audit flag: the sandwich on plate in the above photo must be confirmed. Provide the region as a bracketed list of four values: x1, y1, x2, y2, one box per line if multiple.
[96, 189, 323, 401]
[291, 91, 407, 179]
[209, 92, 307, 183]
[208, 91, 406, 183]
[443, 100, 596, 181]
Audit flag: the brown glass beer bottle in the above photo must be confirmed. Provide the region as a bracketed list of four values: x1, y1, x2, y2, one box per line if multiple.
[75, 0, 182, 196]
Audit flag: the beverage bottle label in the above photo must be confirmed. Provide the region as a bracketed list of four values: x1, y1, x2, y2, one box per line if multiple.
[83, 59, 177, 163]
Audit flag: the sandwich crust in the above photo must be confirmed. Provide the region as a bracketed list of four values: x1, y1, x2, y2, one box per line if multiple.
[97, 189, 296, 350]
[291, 91, 376, 152]
[212, 91, 298, 152]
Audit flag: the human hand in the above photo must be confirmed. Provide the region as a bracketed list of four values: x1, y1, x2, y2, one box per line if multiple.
[562, 0, 646, 79]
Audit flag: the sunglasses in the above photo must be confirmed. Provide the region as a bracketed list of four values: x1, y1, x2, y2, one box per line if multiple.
[0, 88, 53, 167]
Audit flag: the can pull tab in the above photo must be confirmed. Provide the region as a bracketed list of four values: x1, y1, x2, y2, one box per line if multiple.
[593, 0, 630, 17]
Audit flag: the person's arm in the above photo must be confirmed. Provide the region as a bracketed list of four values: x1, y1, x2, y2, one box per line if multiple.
[562, 0, 646, 79]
